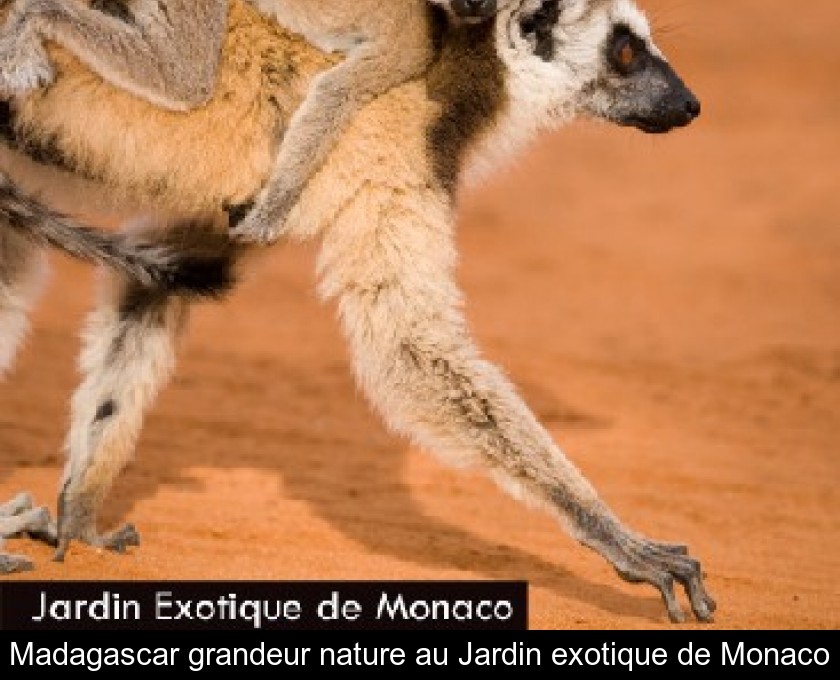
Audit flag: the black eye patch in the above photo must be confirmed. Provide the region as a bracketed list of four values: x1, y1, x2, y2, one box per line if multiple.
[608, 25, 650, 75]
[520, 0, 561, 61]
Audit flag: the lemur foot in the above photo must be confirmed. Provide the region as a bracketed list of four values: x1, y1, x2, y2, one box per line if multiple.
[581, 515, 716, 623]
[0, 552, 34, 573]
[0, 493, 53, 538]
[228, 192, 296, 246]
[1, 492, 56, 574]
[54, 523, 140, 562]
[54, 485, 141, 561]
[0, 491, 34, 516]
[0, 30, 55, 97]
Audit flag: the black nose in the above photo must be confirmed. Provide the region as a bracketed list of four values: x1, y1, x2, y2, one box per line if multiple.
[685, 95, 701, 120]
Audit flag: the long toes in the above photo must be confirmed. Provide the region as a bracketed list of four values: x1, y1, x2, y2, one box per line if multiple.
[52, 521, 141, 561]
[617, 560, 688, 623]
[686, 578, 713, 622]
[659, 552, 716, 623]
[687, 578, 717, 620]
[27, 519, 58, 548]
[11, 506, 52, 535]
[29, 506, 51, 530]
[665, 554, 715, 623]
[102, 524, 140, 552]
[0, 552, 34, 574]
[618, 536, 715, 623]
[615, 566, 645, 584]
[655, 573, 686, 623]
[654, 541, 689, 555]
[0, 492, 34, 516]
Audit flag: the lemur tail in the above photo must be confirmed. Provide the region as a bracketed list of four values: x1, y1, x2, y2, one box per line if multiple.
[0, 172, 172, 287]
[0, 172, 240, 299]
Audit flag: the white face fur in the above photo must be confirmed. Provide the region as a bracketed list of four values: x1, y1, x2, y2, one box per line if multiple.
[496, 0, 699, 135]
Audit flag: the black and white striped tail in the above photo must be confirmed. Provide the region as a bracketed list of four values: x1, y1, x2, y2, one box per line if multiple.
[0, 172, 240, 299]
[0, 172, 172, 287]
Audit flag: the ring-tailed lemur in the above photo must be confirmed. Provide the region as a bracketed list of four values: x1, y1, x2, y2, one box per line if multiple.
[0, 0, 508, 247]
[0, 0, 712, 623]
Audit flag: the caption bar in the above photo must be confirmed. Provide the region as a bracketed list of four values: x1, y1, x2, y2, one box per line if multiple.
[0, 581, 527, 631]
[3, 632, 835, 672]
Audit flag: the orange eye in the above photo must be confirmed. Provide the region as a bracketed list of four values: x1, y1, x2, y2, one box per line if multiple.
[618, 42, 635, 68]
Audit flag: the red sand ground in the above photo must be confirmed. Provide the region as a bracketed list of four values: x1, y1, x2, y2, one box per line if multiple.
[1, 0, 838, 629]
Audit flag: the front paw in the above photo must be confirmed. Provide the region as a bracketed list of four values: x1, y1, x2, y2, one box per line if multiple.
[229, 210, 285, 246]
[228, 194, 296, 246]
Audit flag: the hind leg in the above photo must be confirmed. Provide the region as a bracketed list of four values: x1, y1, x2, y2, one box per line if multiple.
[54, 268, 187, 559]
[54, 217, 240, 561]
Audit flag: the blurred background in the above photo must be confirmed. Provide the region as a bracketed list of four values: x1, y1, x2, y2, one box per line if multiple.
[1, 0, 838, 628]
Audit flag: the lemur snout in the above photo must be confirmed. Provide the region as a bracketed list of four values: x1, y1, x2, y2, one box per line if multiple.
[619, 62, 702, 135]
[686, 95, 701, 120]
[666, 89, 701, 129]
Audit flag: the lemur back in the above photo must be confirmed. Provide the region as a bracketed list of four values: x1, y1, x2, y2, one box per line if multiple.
[0, 0, 503, 246]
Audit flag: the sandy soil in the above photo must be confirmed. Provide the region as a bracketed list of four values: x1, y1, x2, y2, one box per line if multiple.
[1, 0, 838, 630]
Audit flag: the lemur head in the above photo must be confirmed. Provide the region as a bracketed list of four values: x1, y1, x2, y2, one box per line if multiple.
[428, 0, 699, 191]
[499, 0, 700, 134]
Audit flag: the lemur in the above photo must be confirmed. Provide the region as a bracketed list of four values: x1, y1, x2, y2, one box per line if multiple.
[0, 0, 507, 247]
[0, 0, 712, 623]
